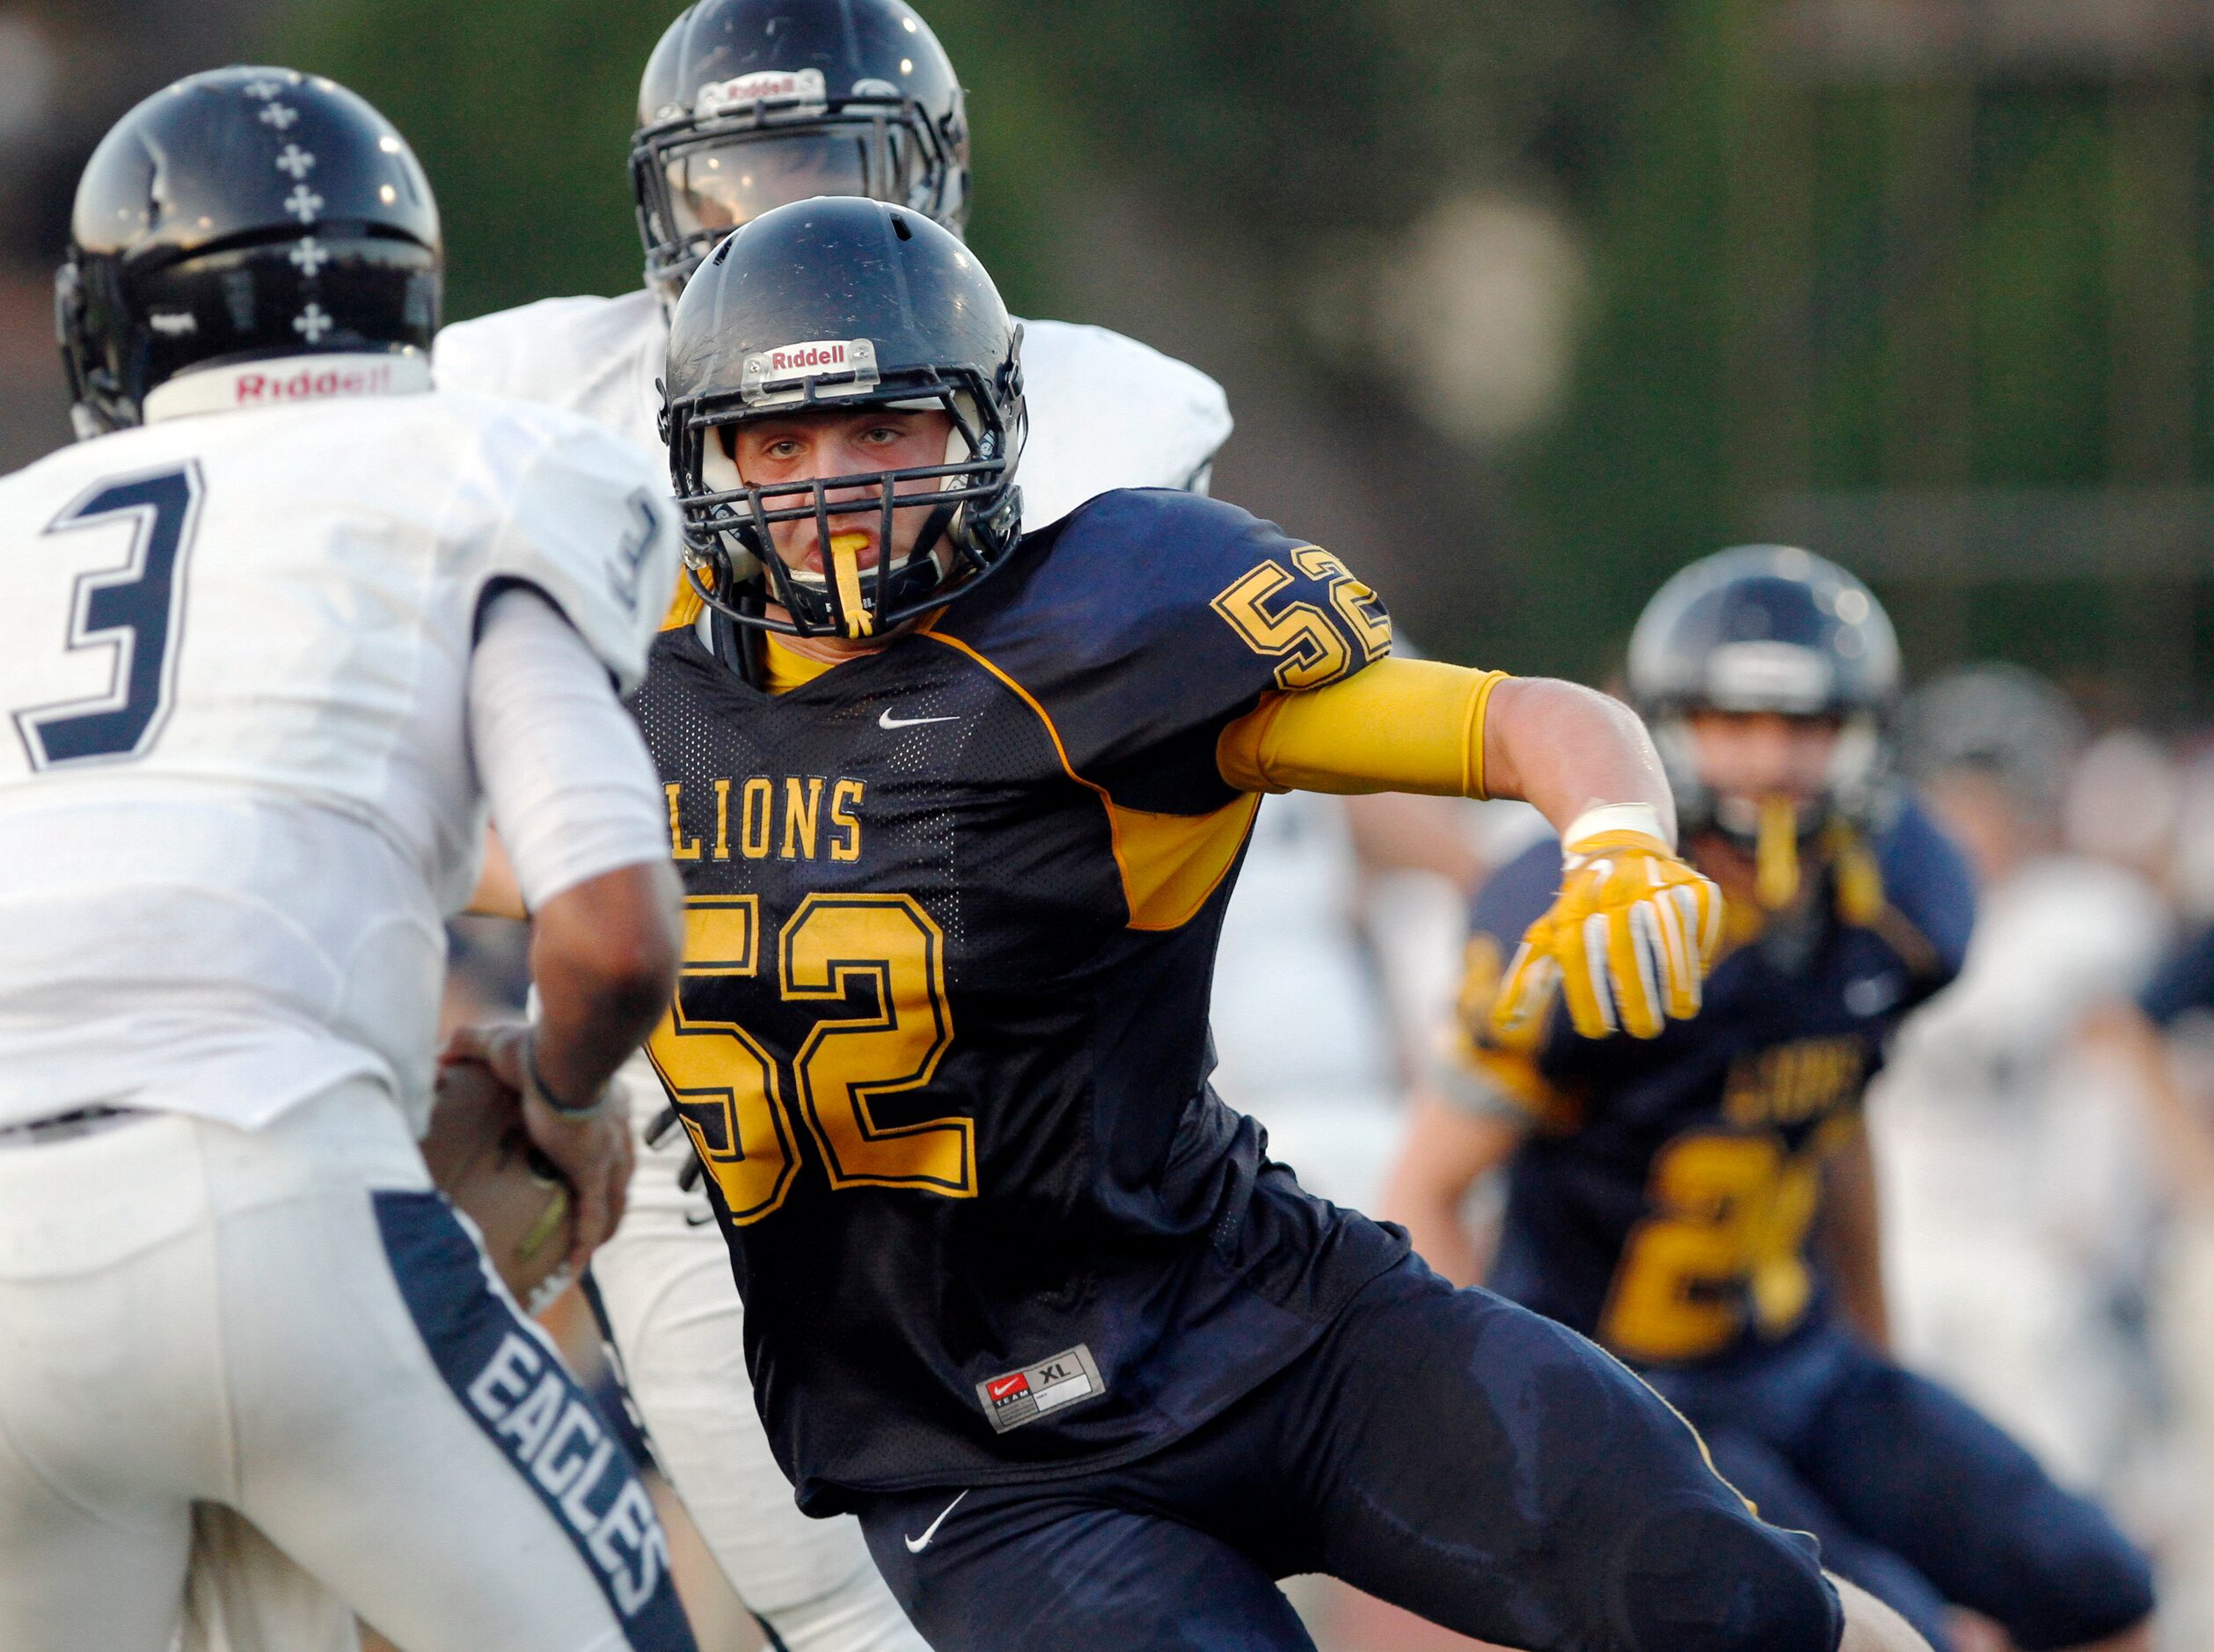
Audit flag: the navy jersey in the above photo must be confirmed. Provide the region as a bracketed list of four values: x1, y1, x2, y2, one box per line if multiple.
[631, 490, 1408, 1511]
[1452, 800, 1974, 1369]
[2140, 922, 2214, 1028]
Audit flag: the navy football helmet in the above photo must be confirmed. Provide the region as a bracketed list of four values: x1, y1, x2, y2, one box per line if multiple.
[1899, 662, 2084, 825]
[632, 0, 970, 302]
[58, 67, 441, 435]
[665, 196, 1024, 642]
[1628, 545, 1900, 861]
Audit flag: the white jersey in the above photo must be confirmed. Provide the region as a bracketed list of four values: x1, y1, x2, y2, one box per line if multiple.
[1211, 792, 1397, 1110]
[433, 288, 1233, 524]
[0, 382, 678, 1132]
[1872, 854, 2171, 1489]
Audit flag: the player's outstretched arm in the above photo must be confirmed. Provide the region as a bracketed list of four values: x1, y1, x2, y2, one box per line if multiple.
[1217, 659, 1720, 1039]
[1481, 676, 1722, 1039]
[1477, 675, 1675, 844]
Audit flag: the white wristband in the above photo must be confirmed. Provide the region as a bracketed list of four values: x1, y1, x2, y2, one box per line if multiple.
[1562, 802, 1671, 852]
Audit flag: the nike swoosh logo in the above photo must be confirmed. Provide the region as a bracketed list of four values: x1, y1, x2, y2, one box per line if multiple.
[879, 709, 961, 730]
[904, 1489, 968, 1553]
[1845, 976, 1902, 1015]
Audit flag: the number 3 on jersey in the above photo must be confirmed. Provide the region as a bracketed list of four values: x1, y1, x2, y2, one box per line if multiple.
[646, 892, 972, 1224]
[11, 464, 201, 771]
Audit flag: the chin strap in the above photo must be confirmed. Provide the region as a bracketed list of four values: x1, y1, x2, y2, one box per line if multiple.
[1750, 798, 1886, 925]
[1755, 796, 1801, 911]
[1824, 821, 1887, 926]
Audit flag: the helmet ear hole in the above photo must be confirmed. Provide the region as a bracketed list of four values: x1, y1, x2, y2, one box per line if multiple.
[942, 391, 978, 480]
[701, 426, 744, 494]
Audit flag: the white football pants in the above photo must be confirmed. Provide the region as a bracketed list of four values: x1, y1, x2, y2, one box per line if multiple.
[588, 1082, 927, 1652]
[0, 1085, 691, 1652]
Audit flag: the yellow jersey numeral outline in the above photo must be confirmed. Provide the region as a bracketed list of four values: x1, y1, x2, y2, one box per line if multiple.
[644, 891, 972, 1226]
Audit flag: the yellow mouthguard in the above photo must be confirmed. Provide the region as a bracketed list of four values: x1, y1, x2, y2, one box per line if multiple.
[828, 532, 873, 639]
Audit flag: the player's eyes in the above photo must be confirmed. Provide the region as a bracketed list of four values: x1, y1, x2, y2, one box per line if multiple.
[861, 425, 904, 445]
[761, 439, 804, 460]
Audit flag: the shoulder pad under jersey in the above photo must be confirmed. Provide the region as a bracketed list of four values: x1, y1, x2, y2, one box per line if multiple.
[455, 398, 682, 695]
[1016, 320, 1231, 529]
[433, 291, 666, 457]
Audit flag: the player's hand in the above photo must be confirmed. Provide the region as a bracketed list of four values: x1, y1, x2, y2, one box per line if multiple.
[442, 1021, 633, 1273]
[1493, 810, 1721, 1042]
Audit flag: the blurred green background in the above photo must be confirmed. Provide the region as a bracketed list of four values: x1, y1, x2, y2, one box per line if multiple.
[5, 0, 2213, 709]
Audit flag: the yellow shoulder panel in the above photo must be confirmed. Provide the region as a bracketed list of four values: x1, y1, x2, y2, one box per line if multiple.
[661, 576, 705, 632]
[1106, 793, 1264, 932]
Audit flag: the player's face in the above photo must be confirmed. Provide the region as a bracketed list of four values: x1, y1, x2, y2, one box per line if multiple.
[727, 408, 955, 579]
[667, 134, 873, 237]
[1684, 710, 1841, 807]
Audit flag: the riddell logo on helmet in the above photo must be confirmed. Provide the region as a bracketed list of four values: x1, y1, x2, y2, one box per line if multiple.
[739, 337, 881, 406]
[233, 361, 398, 405]
[698, 69, 828, 115]
[771, 342, 849, 373]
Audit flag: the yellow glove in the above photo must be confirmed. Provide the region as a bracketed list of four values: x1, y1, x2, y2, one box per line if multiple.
[1493, 805, 1721, 1042]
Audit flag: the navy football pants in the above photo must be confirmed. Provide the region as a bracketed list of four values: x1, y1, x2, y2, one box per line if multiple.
[854, 1255, 1843, 1652]
[1645, 1325, 2154, 1652]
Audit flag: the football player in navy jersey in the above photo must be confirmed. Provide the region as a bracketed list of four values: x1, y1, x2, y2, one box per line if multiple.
[629, 195, 1940, 1652]
[1385, 549, 2157, 1652]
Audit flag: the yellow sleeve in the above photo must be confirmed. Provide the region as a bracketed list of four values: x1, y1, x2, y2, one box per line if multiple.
[1215, 657, 1509, 798]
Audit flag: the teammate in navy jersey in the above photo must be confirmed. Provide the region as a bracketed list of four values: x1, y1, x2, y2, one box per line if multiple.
[1385, 548, 2156, 1652]
[627, 196, 1943, 1651]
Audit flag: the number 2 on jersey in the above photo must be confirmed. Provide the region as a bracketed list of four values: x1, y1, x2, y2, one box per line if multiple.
[646, 892, 972, 1224]
[1209, 545, 1390, 691]
[1598, 1130, 1820, 1363]
[13, 463, 201, 770]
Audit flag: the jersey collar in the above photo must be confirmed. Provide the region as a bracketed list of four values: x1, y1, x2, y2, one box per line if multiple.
[142, 350, 433, 425]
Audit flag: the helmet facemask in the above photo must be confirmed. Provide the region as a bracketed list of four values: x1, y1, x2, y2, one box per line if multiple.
[675, 360, 1024, 640]
[632, 84, 966, 302]
[1655, 704, 1891, 913]
[1629, 546, 1900, 910]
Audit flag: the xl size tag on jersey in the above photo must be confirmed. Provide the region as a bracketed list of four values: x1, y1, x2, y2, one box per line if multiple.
[975, 1344, 1104, 1433]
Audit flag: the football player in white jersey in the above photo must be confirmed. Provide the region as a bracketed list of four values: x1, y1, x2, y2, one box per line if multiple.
[0, 69, 699, 1652]
[435, 4, 1230, 1648]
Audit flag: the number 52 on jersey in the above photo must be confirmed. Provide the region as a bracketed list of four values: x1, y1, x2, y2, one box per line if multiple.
[647, 893, 970, 1224]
